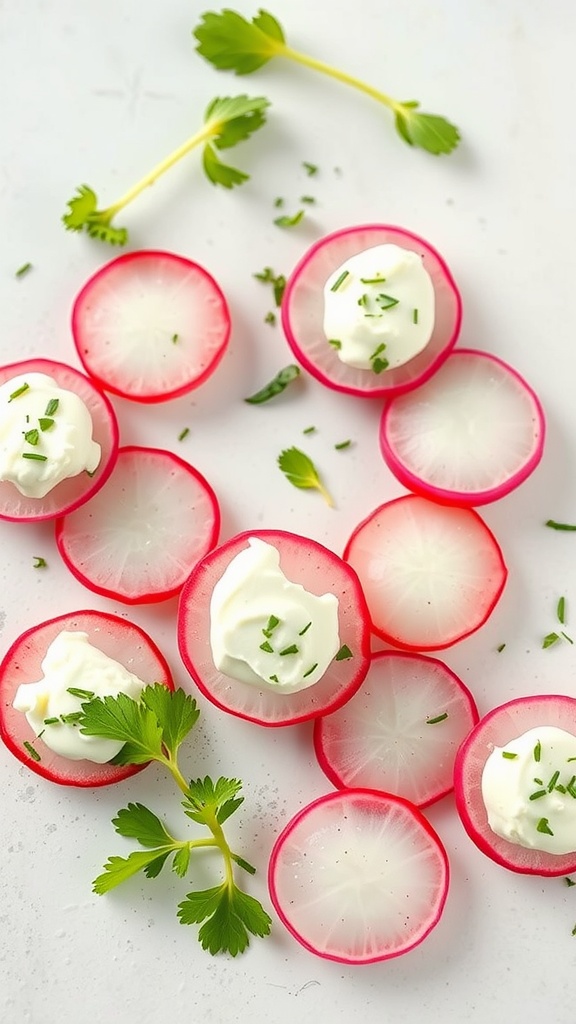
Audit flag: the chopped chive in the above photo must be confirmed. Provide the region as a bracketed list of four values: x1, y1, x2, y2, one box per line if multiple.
[262, 615, 280, 637]
[22, 452, 47, 461]
[376, 293, 399, 310]
[357, 293, 368, 307]
[335, 644, 353, 661]
[38, 417, 54, 432]
[556, 784, 567, 794]
[567, 777, 576, 799]
[547, 770, 561, 792]
[259, 640, 274, 653]
[302, 161, 318, 176]
[557, 596, 566, 624]
[66, 687, 95, 700]
[372, 357, 389, 374]
[536, 817, 554, 836]
[561, 631, 574, 644]
[568, 758, 576, 763]
[542, 632, 560, 648]
[23, 428, 39, 445]
[44, 398, 59, 417]
[334, 440, 352, 450]
[32, 556, 47, 569]
[264, 311, 276, 325]
[426, 712, 449, 725]
[303, 426, 316, 435]
[23, 740, 41, 761]
[534, 741, 542, 762]
[534, 778, 543, 785]
[529, 789, 547, 801]
[328, 339, 342, 349]
[171, 333, 179, 344]
[413, 308, 419, 324]
[269, 674, 279, 683]
[330, 270, 350, 293]
[279, 644, 299, 656]
[565, 877, 576, 887]
[300, 195, 316, 204]
[298, 621, 312, 636]
[502, 751, 518, 759]
[43, 717, 60, 726]
[545, 520, 576, 531]
[178, 427, 190, 442]
[60, 712, 83, 724]
[572, 924, 576, 936]
[496, 643, 506, 652]
[273, 197, 284, 208]
[15, 262, 32, 278]
[370, 343, 387, 359]
[302, 663, 318, 678]
[8, 383, 30, 402]
[360, 276, 386, 284]
[274, 210, 305, 228]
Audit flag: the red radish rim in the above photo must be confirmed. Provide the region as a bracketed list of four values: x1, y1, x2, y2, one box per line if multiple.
[281, 223, 462, 398]
[313, 650, 479, 808]
[0, 609, 174, 787]
[454, 694, 576, 876]
[379, 348, 546, 506]
[55, 445, 221, 605]
[71, 249, 231, 403]
[0, 358, 119, 522]
[268, 788, 450, 963]
[177, 529, 372, 727]
[343, 495, 508, 652]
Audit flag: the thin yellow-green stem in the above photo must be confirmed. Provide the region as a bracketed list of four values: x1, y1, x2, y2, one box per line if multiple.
[166, 758, 235, 886]
[280, 44, 399, 113]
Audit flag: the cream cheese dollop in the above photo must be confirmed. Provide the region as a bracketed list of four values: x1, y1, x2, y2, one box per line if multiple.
[481, 725, 576, 855]
[323, 243, 435, 372]
[13, 631, 146, 763]
[0, 372, 101, 498]
[209, 537, 340, 693]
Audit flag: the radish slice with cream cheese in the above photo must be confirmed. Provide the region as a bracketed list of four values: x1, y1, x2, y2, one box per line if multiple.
[281, 224, 462, 398]
[0, 610, 174, 787]
[343, 494, 507, 651]
[55, 446, 220, 604]
[314, 651, 479, 807]
[454, 694, 576, 876]
[0, 358, 118, 522]
[177, 529, 371, 726]
[72, 250, 231, 402]
[268, 789, 449, 963]
[379, 349, 546, 505]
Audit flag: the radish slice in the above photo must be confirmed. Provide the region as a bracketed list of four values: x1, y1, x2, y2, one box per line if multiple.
[281, 224, 462, 398]
[55, 446, 220, 604]
[314, 651, 479, 807]
[379, 349, 546, 506]
[454, 694, 576, 876]
[0, 610, 173, 787]
[0, 358, 118, 522]
[268, 789, 449, 963]
[343, 494, 507, 651]
[71, 250, 231, 403]
[177, 529, 371, 726]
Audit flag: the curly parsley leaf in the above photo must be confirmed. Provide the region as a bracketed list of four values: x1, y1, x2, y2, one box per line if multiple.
[278, 446, 334, 507]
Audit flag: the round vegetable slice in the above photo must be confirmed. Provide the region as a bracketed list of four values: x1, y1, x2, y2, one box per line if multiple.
[268, 788, 449, 963]
[0, 609, 173, 787]
[0, 358, 118, 522]
[177, 529, 371, 726]
[379, 349, 545, 506]
[343, 494, 507, 651]
[71, 250, 231, 402]
[314, 650, 478, 807]
[55, 446, 220, 604]
[454, 694, 576, 876]
[281, 224, 462, 398]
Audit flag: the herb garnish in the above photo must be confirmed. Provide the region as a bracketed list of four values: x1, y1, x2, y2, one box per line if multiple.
[244, 364, 300, 404]
[253, 267, 286, 306]
[502, 751, 517, 759]
[194, 9, 460, 154]
[67, 687, 95, 700]
[32, 556, 47, 569]
[44, 399, 59, 417]
[63, 95, 270, 244]
[536, 817, 554, 836]
[15, 262, 33, 278]
[22, 452, 48, 461]
[558, 596, 566, 624]
[302, 162, 318, 176]
[334, 440, 351, 450]
[279, 644, 299, 656]
[564, 877, 576, 887]
[178, 428, 190, 442]
[264, 311, 276, 325]
[425, 712, 448, 725]
[38, 417, 55, 432]
[545, 520, 576, 531]
[496, 643, 506, 653]
[8, 382, 30, 402]
[534, 741, 542, 762]
[278, 447, 334, 507]
[23, 740, 41, 762]
[330, 270, 350, 292]
[23, 429, 39, 446]
[335, 644, 352, 661]
[274, 209, 305, 228]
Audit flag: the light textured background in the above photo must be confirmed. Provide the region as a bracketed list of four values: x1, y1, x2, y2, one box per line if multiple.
[1, 1, 575, 1021]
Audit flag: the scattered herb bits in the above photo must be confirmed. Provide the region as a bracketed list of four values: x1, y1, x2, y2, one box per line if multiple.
[244, 365, 301, 405]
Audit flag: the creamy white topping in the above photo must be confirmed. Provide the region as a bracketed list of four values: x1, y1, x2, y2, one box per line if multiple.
[481, 725, 576, 855]
[13, 631, 146, 763]
[323, 243, 435, 372]
[0, 372, 101, 498]
[209, 537, 340, 693]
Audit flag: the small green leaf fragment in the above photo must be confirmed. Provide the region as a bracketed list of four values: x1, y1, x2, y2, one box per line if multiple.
[426, 712, 448, 725]
[302, 162, 318, 176]
[330, 270, 350, 292]
[334, 440, 351, 450]
[335, 644, 353, 661]
[32, 556, 47, 569]
[22, 452, 47, 461]
[264, 311, 276, 325]
[536, 817, 554, 836]
[44, 399, 59, 417]
[557, 596, 566, 624]
[542, 632, 560, 649]
[502, 751, 517, 759]
[274, 209, 305, 228]
[23, 740, 41, 762]
[178, 427, 190, 442]
[112, 803, 175, 848]
[496, 643, 506, 653]
[244, 364, 300, 405]
[565, 876, 576, 887]
[277, 446, 334, 507]
[203, 143, 249, 188]
[15, 262, 32, 278]
[38, 417, 54, 432]
[8, 383, 30, 402]
[534, 741, 542, 762]
[546, 520, 576, 531]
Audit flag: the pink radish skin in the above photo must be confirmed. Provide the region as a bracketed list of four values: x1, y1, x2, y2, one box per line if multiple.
[314, 650, 479, 808]
[268, 788, 449, 963]
[343, 494, 507, 651]
[0, 358, 118, 522]
[379, 349, 546, 506]
[177, 529, 371, 727]
[454, 694, 576, 876]
[55, 446, 220, 605]
[0, 610, 174, 787]
[72, 250, 231, 403]
[281, 224, 462, 398]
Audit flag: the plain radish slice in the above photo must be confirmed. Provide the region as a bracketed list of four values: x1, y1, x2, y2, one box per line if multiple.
[379, 349, 546, 506]
[0, 610, 174, 787]
[55, 446, 220, 604]
[454, 694, 576, 876]
[281, 224, 462, 398]
[314, 651, 479, 807]
[177, 529, 371, 726]
[0, 358, 118, 522]
[268, 788, 449, 963]
[71, 250, 231, 403]
[343, 494, 507, 651]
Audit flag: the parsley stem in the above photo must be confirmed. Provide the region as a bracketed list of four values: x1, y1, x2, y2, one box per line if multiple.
[280, 45, 398, 114]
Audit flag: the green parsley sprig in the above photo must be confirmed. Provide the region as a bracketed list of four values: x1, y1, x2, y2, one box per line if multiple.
[194, 9, 460, 155]
[62, 95, 270, 245]
[80, 684, 271, 955]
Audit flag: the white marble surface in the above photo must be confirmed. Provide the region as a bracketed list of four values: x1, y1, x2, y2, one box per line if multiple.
[1, 1, 576, 1021]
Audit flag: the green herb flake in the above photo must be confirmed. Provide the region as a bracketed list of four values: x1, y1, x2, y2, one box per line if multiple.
[529, 789, 547, 801]
[360, 275, 386, 284]
[300, 195, 315, 204]
[330, 270, 350, 293]
[253, 267, 286, 307]
[376, 293, 399, 311]
[274, 209, 305, 228]
[534, 741, 542, 763]
[502, 751, 517, 759]
[496, 643, 506, 653]
[67, 687, 96, 700]
[273, 197, 284, 208]
[61, 712, 84, 724]
[564, 877, 576, 887]
[557, 596, 566, 624]
[328, 339, 342, 349]
[302, 663, 318, 678]
[264, 311, 276, 325]
[22, 452, 48, 461]
[302, 426, 316, 435]
[15, 262, 33, 278]
[269, 674, 279, 683]
[23, 428, 39, 446]
[562, 631, 574, 645]
[44, 398, 59, 417]
[262, 615, 280, 638]
[536, 817, 554, 836]
[244, 365, 300, 405]
[372, 357, 389, 374]
[172, 333, 179, 344]
[302, 162, 318, 176]
[413, 308, 419, 324]
[542, 632, 560, 649]
[572, 924, 576, 936]
[178, 428, 190, 442]
[38, 417, 55, 432]
[334, 440, 352, 450]
[547, 771, 561, 792]
[545, 520, 576, 531]
[298, 621, 312, 636]
[32, 556, 48, 569]
[335, 644, 353, 661]
[23, 740, 41, 761]
[425, 712, 449, 725]
[259, 640, 274, 653]
[8, 383, 30, 402]
[279, 644, 299, 656]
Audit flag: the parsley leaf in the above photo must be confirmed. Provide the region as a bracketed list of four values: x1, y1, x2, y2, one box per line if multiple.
[112, 803, 175, 848]
[193, 9, 460, 156]
[274, 209, 305, 228]
[244, 364, 300, 404]
[80, 690, 164, 765]
[178, 884, 272, 956]
[253, 266, 286, 306]
[278, 446, 334, 506]
[183, 776, 244, 826]
[93, 848, 176, 893]
[140, 685, 199, 759]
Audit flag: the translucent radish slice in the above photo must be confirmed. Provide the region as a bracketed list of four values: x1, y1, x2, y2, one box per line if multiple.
[0, 610, 173, 787]
[72, 250, 231, 402]
[379, 349, 546, 506]
[454, 695, 576, 876]
[314, 651, 479, 807]
[55, 446, 220, 604]
[281, 224, 462, 398]
[268, 789, 449, 963]
[177, 529, 371, 726]
[343, 494, 507, 651]
[0, 358, 118, 522]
